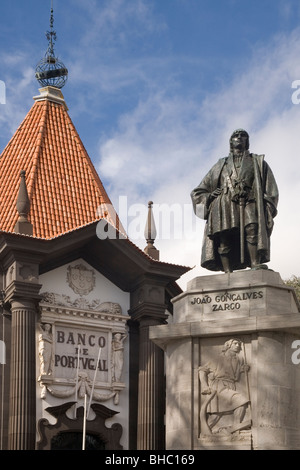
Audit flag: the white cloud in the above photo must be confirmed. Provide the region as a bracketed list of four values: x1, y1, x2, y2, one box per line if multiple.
[98, 91, 203, 196]
[0, 50, 37, 147]
[71, 0, 165, 45]
[97, 27, 300, 289]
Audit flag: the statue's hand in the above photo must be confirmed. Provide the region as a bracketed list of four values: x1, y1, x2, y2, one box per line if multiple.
[201, 387, 212, 395]
[241, 364, 250, 372]
[211, 188, 222, 198]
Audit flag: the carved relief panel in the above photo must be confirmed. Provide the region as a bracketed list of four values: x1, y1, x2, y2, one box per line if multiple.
[198, 336, 252, 447]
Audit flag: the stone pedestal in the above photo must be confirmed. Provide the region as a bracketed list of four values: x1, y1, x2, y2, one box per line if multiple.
[150, 270, 300, 450]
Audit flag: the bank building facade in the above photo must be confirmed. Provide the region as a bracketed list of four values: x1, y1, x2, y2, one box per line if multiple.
[0, 82, 190, 451]
[0, 81, 192, 450]
[0, 8, 190, 448]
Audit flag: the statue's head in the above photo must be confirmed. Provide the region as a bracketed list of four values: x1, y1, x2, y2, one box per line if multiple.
[222, 338, 242, 352]
[230, 129, 249, 151]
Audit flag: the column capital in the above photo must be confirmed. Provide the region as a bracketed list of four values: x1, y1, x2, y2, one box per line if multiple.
[129, 280, 168, 324]
[129, 305, 168, 325]
[4, 259, 42, 306]
[5, 280, 42, 306]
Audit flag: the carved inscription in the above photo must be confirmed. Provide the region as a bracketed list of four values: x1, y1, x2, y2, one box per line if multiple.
[55, 330, 108, 372]
[191, 290, 264, 312]
[38, 323, 128, 403]
[55, 327, 109, 382]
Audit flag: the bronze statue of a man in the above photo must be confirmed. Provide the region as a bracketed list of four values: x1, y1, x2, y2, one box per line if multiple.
[191, 129, 279, 273]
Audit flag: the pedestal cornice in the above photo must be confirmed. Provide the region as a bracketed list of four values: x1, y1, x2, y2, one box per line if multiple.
[150, 313, 300, 350]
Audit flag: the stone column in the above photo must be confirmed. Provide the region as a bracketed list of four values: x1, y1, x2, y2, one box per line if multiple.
[136, 316, 165, 450]
[5, 262, 41, 450]
[128, 319, 139, 449]
[130, 282, 168, 450]
[8, 298, 38, 449]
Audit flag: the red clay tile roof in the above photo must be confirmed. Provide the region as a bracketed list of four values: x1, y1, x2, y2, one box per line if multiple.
[0, 87, 123, 239]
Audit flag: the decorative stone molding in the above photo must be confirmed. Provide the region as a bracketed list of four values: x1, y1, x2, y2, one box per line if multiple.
[39, 304, 125, 329]
[43, 371, 121, 403]
[19, 264, 38, 282]
[37, 402, 123, 450]
[6, 261, 39, 287]
[34, 86, 69, 111]
[41, 291, 122, 315]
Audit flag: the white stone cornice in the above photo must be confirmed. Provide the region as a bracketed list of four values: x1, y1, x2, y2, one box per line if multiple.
[33, 86, 68, 110]
[40, 303, 128, 328]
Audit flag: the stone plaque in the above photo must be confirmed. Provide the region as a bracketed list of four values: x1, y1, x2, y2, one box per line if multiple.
[55, 326, 109, 383]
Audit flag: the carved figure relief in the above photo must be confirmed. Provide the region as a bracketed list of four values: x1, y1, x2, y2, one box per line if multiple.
[0, 340, 5, 365]
[8, 265, 14, 283]
[112, 333, 128, 383]
[199, 338, 251, 437]
[67, 264, 95, 295]
[37, 402, 123, 450]
[38, 323, 54, 377]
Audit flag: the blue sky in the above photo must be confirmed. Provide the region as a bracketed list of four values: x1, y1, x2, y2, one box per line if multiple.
[1, 0, 300, 288]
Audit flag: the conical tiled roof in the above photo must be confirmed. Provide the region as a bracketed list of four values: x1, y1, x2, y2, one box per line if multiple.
[0, 86, 123, 239]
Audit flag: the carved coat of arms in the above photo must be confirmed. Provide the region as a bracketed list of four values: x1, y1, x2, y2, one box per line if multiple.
[67, 264, 95, 295]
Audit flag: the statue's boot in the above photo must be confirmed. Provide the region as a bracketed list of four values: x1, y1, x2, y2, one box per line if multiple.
[220, 254, 232, 273]
[247, 243, 268, 270]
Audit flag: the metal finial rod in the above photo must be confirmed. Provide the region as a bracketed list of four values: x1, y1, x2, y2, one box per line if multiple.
[46, 0, 57, 60]
[50, 0, 54, 25]
[35, 0, 68, 89]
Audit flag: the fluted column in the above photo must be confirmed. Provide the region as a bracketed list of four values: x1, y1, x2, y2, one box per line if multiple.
[8, 298, 37, 449]
[5, 271, 41, 451]
[137, 317, 165, 450]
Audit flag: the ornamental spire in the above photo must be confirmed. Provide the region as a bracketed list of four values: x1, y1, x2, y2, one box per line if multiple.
[35, 0, 68, 89]
[14, 170, 33, 236]
[144, 201, 159, 260]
